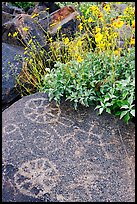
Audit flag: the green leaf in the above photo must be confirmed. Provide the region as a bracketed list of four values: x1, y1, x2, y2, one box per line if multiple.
[106, 108, 111, 114]
[120, 105, 129, 109]
[115, 111, 122, 116]
[94, 105, 101, 110]
[105, 102, 112, 107]
[120, 110, 128, 119]
[123, 112, 130, 124]
[99, 107, 104, 115]
[104, 97, 110, 103]
[128, 96, 133, 105]
[130, 109, 135, 117]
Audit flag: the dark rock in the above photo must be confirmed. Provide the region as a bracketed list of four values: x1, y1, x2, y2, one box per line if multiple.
[27, 7, 35, 15]
[2, 3, 25, 15]
[2, 92, 135, 202]
[2, 11, 15, 25]
[2, 19, 24, 46]
[2, 43, 24, 111]
[38, 2, 60, 13]
[31, 2, 60, 16]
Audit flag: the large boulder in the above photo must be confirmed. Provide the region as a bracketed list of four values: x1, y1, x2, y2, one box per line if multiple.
[2, 43, 24, 111]
[2, 92, 135, 202]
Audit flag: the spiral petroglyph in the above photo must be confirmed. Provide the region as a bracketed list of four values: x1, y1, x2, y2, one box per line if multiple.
[14, 158, 60, 198]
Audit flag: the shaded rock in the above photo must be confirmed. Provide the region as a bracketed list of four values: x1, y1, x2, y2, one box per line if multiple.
[2, 43, 24, 111]
[2, 92, 135, 202]
[2, 19, 24, 46]
[38, 2, 60, 13]
[2, 11, 15, 25]
[27, 7, 35, 15]
[2, 2, 25, 15]
[30, 2, 60, 15]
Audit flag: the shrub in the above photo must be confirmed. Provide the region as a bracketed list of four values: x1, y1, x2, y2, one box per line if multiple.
[9, 2, 35, 11]
[41, 47, 135, 123]
[8, 2, 135, 123]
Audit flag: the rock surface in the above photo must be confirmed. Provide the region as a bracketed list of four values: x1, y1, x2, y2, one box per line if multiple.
[2, 92, 135, 202]
[2, 2, 25, 15]
[2, 11, 15, 25]
[2, 43, 24, 111]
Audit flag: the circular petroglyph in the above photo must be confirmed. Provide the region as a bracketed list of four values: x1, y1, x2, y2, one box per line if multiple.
[23, 98, 61, 124]
[3, 123, 24, 142]
[14, 158, 60, 198]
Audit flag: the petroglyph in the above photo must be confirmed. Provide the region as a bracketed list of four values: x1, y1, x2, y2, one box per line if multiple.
[2, 93, 135, 202]
[14, 158, 60, 198]
[3, 123, 24, 142]
[23, 97, 61, 124]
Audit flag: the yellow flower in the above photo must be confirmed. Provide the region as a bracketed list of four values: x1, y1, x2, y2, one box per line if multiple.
[48, 37, 53, 43]
[64, 37, 69, 45]
[22, 27, 29, 32]
[103, 4, 110, 12]
[97, 42, 105, 50]
[77, 55, 83, 63]
[88, 17, 93, 23]
[76, 15, 81, 20]
[8, 32, 11, 37]
[104, 30, 109, 37]
[50, 22, 56, 27]
[130, 38, 135, 45]
[95, 32, 103, 43]
[132, 20, 135, 28]
[24, 51, 27, 55]
[28, 39, 33, 45]
[62, 34, 66, 37]
[95, 27, 101, 33]
[31, 13, 39, 19]
[13, 32, 18, 37]
[112, 32, 118, 38]
[90, 5, 98, 11]
[98, 12, 104, 21]
[29, 59, 33, 64]
[113, 20, 124, 28]
[57, 26, 61, 31]
[114, 50, 120, 56]
[78, 23, 83, 31]
[118, 15, 122, 20]
[77, 40, 83, 47]
[90, 5, 100, 16]
[123, 7, 129, 15]
[124, 6, 133, 16]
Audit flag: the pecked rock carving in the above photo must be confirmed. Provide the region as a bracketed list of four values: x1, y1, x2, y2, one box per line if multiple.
[2, 92, 135, 202]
